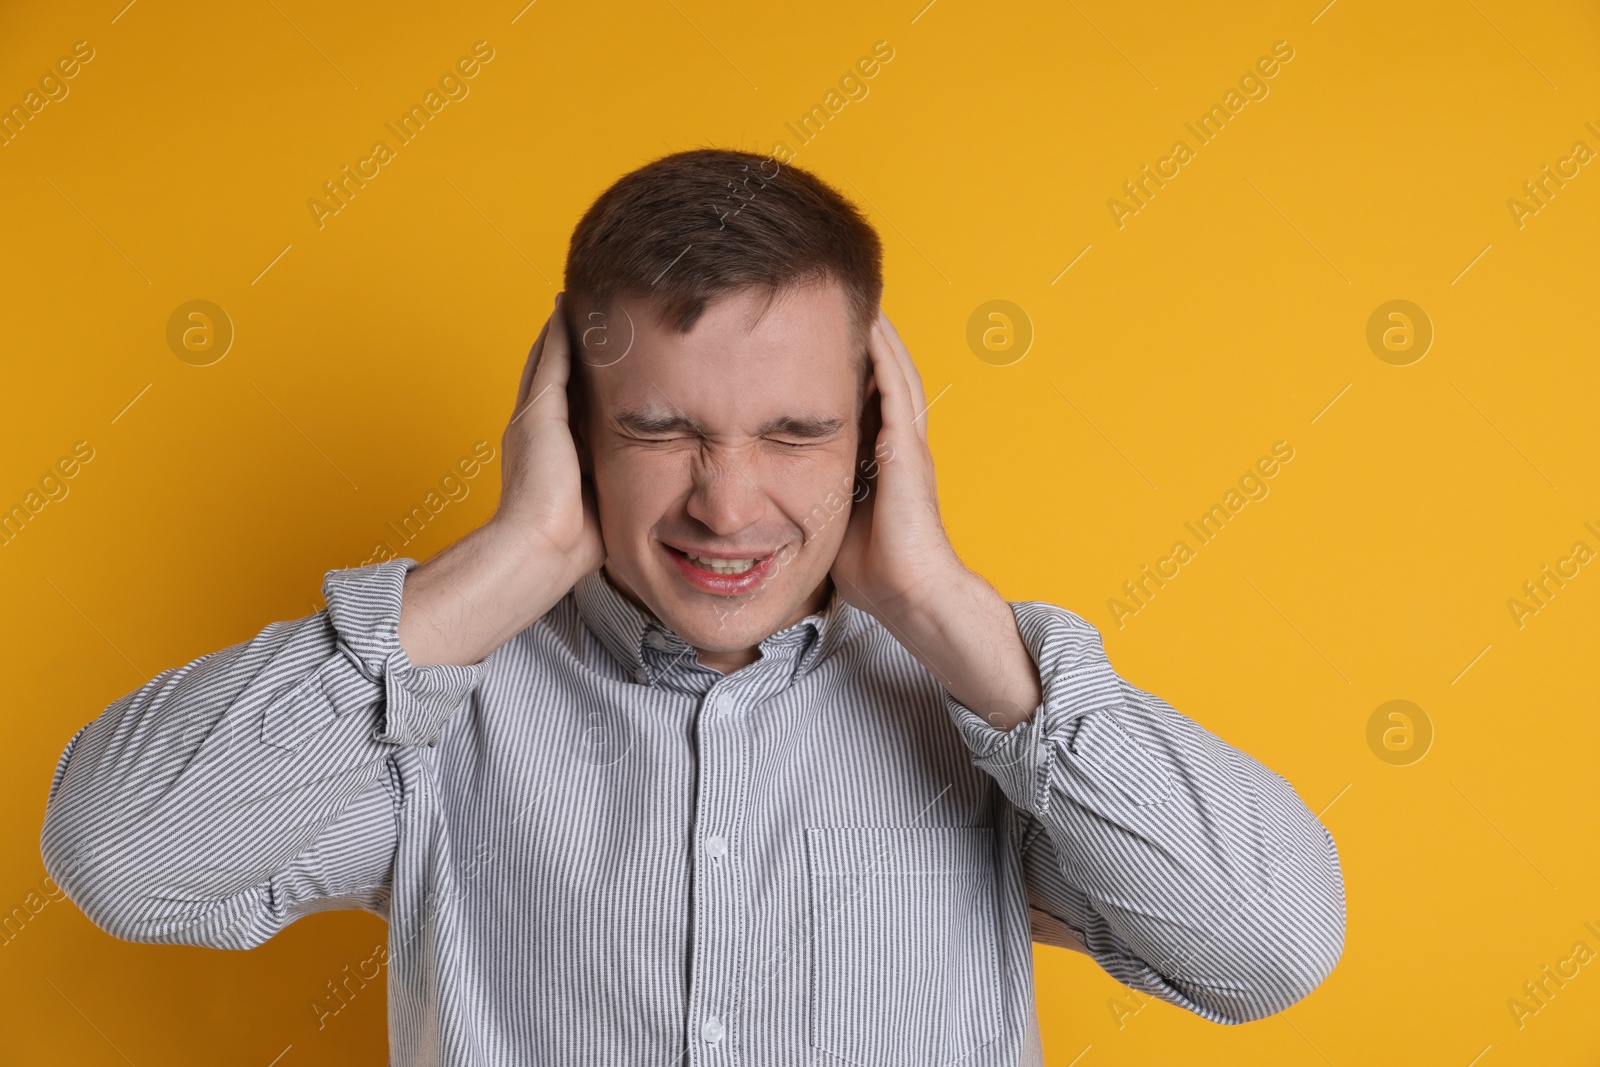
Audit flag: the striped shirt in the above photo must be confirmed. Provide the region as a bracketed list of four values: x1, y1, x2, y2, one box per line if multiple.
[41, 556, 1346, 1065]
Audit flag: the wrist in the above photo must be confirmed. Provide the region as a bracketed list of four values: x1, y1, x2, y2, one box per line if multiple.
[485, 512, 597, 591]
[877, 550, 973, 626]
[470, 520, 585, 609]
[398, 521, 578, 667]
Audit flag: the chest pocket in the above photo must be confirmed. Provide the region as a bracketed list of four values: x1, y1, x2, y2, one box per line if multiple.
[805, 826, 1002, 1066]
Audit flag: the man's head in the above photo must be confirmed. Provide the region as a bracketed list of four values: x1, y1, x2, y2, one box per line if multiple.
[560, 148, 884, 670]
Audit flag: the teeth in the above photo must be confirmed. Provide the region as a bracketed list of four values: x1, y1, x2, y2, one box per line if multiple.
[686, 553, 759, 575]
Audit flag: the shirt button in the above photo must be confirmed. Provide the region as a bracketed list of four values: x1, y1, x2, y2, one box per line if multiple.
[713, 693, 736, 717]
[704, 834, 728, 859]
[701, 1015, 725, 1044]
[644, 630, 670, 650]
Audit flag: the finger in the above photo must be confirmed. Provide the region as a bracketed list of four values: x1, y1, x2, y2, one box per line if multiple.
[866, 315, 922, 456]
[515, 305, 553, 416]
[876, 309, 928, 442]
[515, 320, 549, 412]
[534, 292, 572, 394]
[516, 293, 570, 423]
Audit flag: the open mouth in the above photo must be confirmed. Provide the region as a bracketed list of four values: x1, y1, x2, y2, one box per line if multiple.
[663, 542, 783, 592]
[679, 551, 762, 575]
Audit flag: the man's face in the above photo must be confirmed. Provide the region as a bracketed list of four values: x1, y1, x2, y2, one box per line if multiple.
[575, 280, 866, 672]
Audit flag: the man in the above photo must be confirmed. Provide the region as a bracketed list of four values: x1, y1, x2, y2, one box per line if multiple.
[41, 148, 1345, 1066]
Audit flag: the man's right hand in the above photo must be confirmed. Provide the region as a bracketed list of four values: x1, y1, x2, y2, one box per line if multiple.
[491, 291, 606, 586]
[397, 292, 608, 668]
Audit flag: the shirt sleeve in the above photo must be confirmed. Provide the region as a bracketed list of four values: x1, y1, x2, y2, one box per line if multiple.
[39, 557, 484, 949]
[941, 600, 1346, 1025]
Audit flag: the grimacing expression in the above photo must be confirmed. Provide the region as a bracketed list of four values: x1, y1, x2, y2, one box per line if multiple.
[573, 280, 866, 663]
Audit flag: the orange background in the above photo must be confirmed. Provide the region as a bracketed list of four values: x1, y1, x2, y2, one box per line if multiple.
[3, 0, 1599, 1063]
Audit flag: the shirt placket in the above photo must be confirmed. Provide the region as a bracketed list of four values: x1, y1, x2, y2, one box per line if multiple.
[685, 678, 750, 1065]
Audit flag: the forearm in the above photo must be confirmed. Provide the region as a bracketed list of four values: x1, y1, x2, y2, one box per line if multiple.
[42, 559, 482, 945]
[877, 562, 1042, 730]
[398, 520, 576, 667]
[940, 600, 1346, 1021]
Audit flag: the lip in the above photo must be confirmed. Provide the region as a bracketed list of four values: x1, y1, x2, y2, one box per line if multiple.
[663, 541, 781, 596]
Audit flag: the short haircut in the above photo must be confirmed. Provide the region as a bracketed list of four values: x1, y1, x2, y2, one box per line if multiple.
[561, 147, 883, 421]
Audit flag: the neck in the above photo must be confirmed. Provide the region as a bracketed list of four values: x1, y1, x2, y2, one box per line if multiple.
[600, 565, 834, 676]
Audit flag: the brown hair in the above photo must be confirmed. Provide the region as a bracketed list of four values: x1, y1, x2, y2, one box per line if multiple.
[561, 147, 883, 417]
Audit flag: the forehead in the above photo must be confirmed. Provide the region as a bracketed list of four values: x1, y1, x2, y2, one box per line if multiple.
[587, 281, 861, 424]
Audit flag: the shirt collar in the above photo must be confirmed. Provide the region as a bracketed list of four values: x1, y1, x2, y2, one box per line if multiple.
[573, 566, 852, 685]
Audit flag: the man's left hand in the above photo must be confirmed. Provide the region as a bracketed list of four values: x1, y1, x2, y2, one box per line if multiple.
[830, 309, 964, 615]
[829, 309, 1044, 730]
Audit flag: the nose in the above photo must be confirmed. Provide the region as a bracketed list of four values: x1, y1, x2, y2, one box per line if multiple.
[684, 446, 766, 537]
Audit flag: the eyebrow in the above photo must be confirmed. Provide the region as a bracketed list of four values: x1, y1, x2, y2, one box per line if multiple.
[612, 409, 847, 439]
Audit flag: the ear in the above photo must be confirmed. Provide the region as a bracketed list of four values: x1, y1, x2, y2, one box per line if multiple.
[568, 365, 594, 478]
[855, 369, 882, 468]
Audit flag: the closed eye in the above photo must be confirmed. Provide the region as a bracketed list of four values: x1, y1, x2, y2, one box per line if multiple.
[626, 435, 819, 449]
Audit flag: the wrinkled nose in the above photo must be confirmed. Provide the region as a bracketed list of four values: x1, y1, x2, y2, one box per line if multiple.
[684, 448, 766, 537]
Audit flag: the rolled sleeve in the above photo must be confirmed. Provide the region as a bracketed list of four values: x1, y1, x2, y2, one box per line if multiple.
[942, 601, 1129, 822]
[43, 555, 486, 948]
[941, 599, 1347, 1024]
[308, 557, 484, 749]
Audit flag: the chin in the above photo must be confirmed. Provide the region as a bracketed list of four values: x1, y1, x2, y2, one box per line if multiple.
[666, 593, 791, 646]
[656, 568, 821, 643]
